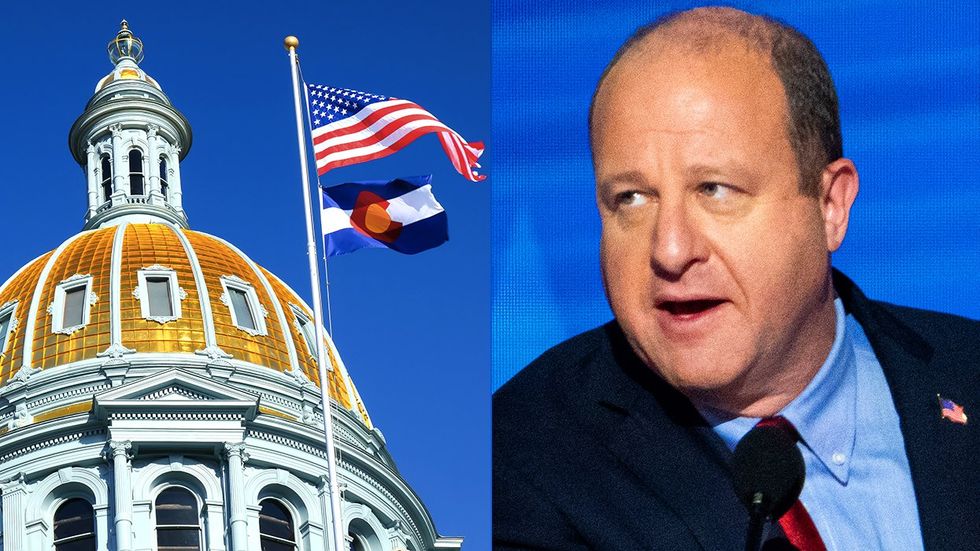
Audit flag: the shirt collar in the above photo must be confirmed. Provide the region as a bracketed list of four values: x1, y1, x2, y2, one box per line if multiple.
[701, 298, 856, 484]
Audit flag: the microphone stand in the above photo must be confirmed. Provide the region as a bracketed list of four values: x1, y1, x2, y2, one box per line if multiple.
[745, 491, 766, 551]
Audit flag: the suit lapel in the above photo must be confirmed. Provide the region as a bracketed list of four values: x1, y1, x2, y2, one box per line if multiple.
[582, 324, 748, 550]
[837, 273, 979, 549]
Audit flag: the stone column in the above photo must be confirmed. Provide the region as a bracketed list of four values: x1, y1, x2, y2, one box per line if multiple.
[109, 124, 127, 199]
[146, 124, 162, 202]
[224, 442, 249, 551]
[108, 440, 134, 551]
[86, 143, 99, 216]
[1, 473, 27, 551]
[170, 144, 184, 210]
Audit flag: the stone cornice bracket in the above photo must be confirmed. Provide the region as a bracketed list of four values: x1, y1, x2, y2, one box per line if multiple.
[11, 364, 40, 385]
[0, 471, 26, 491]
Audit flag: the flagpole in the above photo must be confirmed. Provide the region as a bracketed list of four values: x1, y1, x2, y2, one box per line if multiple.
[301, 82, 335, 337]
[284, 36, 347, 551]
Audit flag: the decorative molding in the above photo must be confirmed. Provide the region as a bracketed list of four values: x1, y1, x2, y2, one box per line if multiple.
[339, 458, 423, 546]
[133, 265, 188, 324]
[195, 344, 232, 361]
[7, 403, 32, 430]
[141, 385, 211, 401]
[0, 429, 106, 464]
[219, 275, 269, 337]
[28, 383, 111, 408]
[0, 300, 18, 358]
[97, 342, 136, 359]
[48, 274, 98, 335]
[11, 365, 40, 384]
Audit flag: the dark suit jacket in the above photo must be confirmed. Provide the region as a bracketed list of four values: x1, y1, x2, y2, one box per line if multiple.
[493, 273, 980, 550]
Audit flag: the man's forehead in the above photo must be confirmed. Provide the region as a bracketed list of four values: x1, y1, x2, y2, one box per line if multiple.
[596, 37, 778, 111]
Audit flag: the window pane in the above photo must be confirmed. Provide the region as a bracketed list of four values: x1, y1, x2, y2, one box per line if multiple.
[156, 487, 198, 525]
[0, 313, 10, 352]
[157, 528, 201, 550]
[56, 537, 96, 551]
[131, 173, 145, 195]
[260, 538, 295, 551]
[101, 156, 113, 200]
[160, 158, 168, 183]
[147, 277, 174, 317]
[63, 286, 86, 328]
[230, 288, 256, 330]
[130, 150, 144, 195]
[129, 150, 143, 172]
[54, 498, 94, 539]
[259, 500, 295, 541]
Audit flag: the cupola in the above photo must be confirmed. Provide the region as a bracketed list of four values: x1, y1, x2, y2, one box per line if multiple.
[68, 21, 193, 230]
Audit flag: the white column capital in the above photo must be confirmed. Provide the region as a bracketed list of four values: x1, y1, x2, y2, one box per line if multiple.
[107, 439, 133, 459]
[224, 441, 249, 462]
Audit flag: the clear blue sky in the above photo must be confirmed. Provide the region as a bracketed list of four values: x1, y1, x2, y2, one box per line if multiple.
[0, 2, 489, 549]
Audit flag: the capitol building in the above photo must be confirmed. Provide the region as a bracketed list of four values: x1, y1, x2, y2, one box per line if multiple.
[0, 22, 460, 551]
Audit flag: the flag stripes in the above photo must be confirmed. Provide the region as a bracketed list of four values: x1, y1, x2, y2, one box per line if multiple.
[306, 84, 485, 181]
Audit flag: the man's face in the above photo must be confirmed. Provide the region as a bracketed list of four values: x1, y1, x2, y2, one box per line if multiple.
[593, 42, 840, 413]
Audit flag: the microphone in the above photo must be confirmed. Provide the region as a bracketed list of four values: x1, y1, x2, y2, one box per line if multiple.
[731, 422, 805, 551]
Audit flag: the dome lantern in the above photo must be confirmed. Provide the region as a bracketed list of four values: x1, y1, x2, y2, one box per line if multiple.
[107, 20, 144, 65]
[69, 21, 193, 231]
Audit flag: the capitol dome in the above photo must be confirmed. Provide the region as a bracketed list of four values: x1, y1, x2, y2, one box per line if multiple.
[0, 223, 370, 427]
[0, 21, 459, 551]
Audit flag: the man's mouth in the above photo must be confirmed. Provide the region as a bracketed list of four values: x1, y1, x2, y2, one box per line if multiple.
[656, 299, 726, 316]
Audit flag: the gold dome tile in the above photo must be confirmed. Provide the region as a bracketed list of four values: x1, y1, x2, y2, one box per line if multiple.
[0, 252, 52, 384]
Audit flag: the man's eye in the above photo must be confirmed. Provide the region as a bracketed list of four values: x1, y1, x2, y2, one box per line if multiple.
[615, 191, 648, 206]
[699, 182, 733, 199]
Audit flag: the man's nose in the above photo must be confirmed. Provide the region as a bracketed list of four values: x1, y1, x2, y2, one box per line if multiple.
[650, 200, 708, 279]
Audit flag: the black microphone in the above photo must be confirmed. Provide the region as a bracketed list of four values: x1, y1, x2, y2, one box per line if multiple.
[731, 422, 805, 551]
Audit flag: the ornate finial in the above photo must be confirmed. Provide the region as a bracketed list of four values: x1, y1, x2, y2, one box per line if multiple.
[284, 36, 299, 50]
[108, 19, 144, 65]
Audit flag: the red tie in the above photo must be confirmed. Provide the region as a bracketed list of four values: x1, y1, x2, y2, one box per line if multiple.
[756, 417, 827, 551]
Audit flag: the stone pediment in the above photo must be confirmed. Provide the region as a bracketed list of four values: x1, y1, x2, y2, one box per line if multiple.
[93, 368, 259, 423]
[95, 368, 257, 403]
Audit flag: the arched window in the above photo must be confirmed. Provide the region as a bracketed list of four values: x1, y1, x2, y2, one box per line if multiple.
[53, 498, 96, 551]
[129, 149, 144, 195]
[155, 487, 201, 551]
[348, 518, 382, 551]
[100, 155, 113, 202]
[259, 499, 297, 551]
[159, 156, 169, 199]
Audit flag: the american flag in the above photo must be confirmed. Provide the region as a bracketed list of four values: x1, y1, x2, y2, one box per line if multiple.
[938, 396, 968, 425]
[306, 84, 485, 182]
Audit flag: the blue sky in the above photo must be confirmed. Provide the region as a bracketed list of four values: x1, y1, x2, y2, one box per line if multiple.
[0, 2, 488, 548]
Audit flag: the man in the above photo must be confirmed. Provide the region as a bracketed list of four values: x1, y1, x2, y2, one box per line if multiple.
[493, 7, 980, 550]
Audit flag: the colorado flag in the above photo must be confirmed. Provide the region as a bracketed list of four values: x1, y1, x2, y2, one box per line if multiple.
[321, 176, 448, 256]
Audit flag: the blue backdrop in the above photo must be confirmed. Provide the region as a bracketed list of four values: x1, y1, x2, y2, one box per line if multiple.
[492, 1, 980, 390]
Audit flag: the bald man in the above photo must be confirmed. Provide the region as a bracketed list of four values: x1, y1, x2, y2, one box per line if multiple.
[493, 8, 980, 550]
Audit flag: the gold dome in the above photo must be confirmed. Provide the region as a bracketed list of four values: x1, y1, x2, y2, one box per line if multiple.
[0, 222, 370, 426]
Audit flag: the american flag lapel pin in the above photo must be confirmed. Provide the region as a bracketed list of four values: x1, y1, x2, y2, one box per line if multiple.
[937, 395, 968, 425]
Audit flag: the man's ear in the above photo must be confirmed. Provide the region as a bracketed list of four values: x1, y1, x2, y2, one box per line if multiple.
[819, 158, 859, 252]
